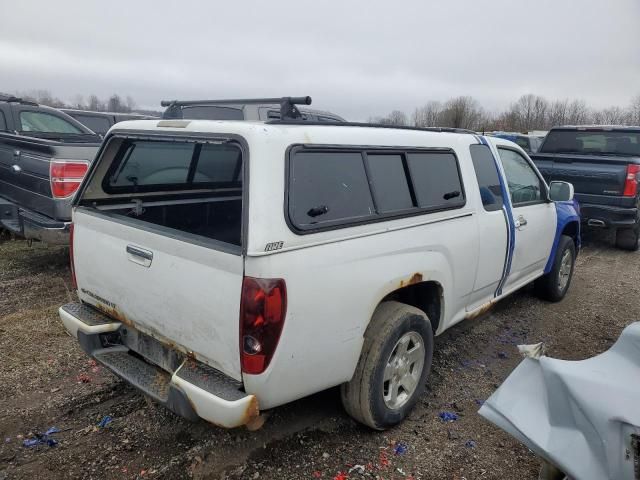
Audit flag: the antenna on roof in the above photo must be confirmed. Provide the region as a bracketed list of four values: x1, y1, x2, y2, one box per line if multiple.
[160, 96, 312, 120]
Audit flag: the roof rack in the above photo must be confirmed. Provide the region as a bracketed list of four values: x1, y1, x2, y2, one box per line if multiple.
[267, 119, 476, 134]
[160, 96, 312, 120]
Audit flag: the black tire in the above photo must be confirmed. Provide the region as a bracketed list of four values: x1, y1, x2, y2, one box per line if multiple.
[615, 225, 640, 251]
[534, 235, 576, 302]
[340, 301, 433, 430]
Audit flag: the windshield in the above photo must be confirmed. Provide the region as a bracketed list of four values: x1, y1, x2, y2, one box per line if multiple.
[540, 130, 640, 156]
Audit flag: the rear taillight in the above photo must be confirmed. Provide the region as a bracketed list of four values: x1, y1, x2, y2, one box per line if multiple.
[239, 277, 287, 375]
[50, 160, 89, 198]
[69, 223, 77, 290]
[623, 164, 640, 197]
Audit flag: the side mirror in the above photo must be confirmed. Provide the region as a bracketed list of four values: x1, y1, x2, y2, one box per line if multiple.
[549, 181, 574, 202]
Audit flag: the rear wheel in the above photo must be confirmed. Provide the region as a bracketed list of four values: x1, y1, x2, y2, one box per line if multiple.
[341, 301, 433, 430]
[615, 225, 640, 251]
[535, 235, 576, 302]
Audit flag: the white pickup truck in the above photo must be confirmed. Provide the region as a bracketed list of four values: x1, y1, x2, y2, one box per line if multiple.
[59, 115, 580, 430]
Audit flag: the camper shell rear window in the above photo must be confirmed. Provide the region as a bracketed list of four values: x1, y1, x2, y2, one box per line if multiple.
[82, 137, 246, 250]
[103, 139, 242, 194]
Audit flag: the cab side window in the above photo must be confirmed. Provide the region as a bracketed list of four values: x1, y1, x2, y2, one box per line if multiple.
[20, 111, 82, 134]
[470, 144, 504, 211]
[498, 148, 545, 206]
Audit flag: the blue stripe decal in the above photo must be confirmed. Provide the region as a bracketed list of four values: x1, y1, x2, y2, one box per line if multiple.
[478, 136, 516, 297]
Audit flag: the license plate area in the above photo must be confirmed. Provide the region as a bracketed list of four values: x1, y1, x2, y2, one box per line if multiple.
[115, 326, 185, 374]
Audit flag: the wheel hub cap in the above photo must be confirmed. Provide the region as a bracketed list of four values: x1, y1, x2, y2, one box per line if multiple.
[558, 249, 573, 291]
[383, 331, 425, 409]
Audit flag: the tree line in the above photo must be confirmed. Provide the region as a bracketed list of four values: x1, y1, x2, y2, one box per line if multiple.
[370, 94, 640, 132]
[14, 89, 640, 131]
[14, 90, 139, 114]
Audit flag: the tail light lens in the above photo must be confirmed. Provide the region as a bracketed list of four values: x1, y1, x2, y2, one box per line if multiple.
[239, 277, 287, 375]
[623, 164, 640, 197]
[50, 160, 89, 198]
[69, 223, 77, 290]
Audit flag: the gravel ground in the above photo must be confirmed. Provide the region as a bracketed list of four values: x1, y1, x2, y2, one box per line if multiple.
[0, 229, 638, 480]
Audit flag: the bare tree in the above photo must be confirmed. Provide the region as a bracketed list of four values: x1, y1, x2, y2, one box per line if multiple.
[17, 89, 65, 107]
[413, 101, 442, 127]
[532, 96, 549, 130]
[87, 95, 102, 111]
[107, 94, 124, 112]
[125, 96, 136, 112]
[370, 110, 408, 126]
[71, 94, 85, 109]
[439, 96, 482, 130]
[629, 95, 640, 125]
[566, 99, 591, 125]
[508, 94, 549, 131]
[548, 99, 569, 128]
[592, 106, 630, 125]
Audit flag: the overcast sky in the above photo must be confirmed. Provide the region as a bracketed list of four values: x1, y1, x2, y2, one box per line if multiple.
[1, 0, 639, 120]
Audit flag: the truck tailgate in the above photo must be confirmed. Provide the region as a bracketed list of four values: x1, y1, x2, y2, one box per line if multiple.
[73, 208, 244, 381]
[533, 153, 629, 196]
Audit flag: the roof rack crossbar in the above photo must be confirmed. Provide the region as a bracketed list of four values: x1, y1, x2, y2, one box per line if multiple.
[160, 96, 312, 120]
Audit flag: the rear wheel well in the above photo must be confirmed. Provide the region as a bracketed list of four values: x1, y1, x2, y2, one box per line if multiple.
[380, 281, 442, 332]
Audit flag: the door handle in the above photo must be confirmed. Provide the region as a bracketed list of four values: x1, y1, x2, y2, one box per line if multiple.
[126, 245, 153, 267]
[515, 215, 528, 229]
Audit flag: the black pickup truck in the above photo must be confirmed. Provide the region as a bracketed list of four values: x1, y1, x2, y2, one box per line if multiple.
[531, 126, 640, 250]
[0, 95, 101, 244]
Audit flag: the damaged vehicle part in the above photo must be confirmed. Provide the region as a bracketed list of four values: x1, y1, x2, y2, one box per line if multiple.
[479, 322, 640, 480]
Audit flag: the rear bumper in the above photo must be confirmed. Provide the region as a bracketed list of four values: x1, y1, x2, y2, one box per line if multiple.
[0, 196, 70, 244]
[59, 303, 258, 428]
[579, 202, 638, 229]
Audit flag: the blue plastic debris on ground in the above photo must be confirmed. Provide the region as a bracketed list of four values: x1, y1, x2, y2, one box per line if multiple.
[497, 351, 508, 359]
[98, 415, 113, 428]
[22, 427, 60, 448]
[465, 440, 477, 448]
[439, 411, 458, 422]
[393, 442, 408, 455]
[474, 399, 485, 406]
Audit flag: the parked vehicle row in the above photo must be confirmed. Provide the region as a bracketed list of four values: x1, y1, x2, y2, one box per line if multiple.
[488, 131, 544, 154]
[58, 99, 580, 429]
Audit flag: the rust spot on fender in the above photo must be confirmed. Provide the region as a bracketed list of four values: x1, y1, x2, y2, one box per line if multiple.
[400, 273, 423, 288]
